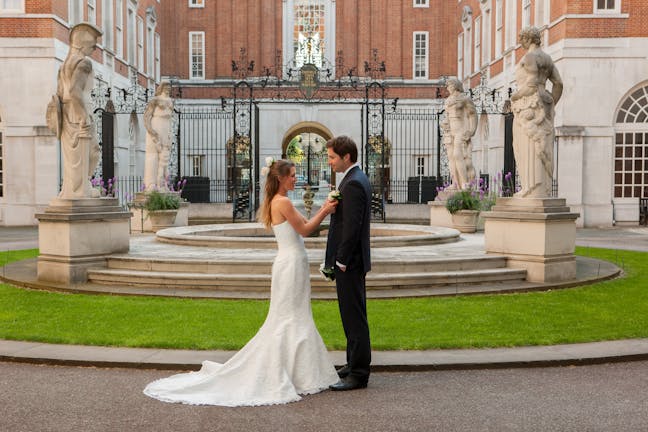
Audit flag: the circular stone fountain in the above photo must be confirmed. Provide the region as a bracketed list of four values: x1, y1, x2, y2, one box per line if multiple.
[155, 223, 461, 249]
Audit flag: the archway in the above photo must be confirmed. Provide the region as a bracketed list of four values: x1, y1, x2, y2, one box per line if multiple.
[281, 121, 334, 188]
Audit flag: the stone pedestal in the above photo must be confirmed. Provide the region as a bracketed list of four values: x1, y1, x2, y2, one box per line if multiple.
[35, 198, 131, 284]
[130, 191, 189, 233]
[428, 200, 454, 229]
[482, 197, 579, 283]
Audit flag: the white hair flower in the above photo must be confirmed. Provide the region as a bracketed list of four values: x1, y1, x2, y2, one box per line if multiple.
[260, 157, 275, 178]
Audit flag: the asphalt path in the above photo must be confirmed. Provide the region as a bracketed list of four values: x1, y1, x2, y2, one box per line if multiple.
[2, 361, 647, 432]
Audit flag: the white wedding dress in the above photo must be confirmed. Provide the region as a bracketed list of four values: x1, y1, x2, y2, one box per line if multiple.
[143, 221, 338, 406]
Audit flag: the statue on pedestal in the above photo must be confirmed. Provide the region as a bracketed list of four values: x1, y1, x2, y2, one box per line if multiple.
[143, 80, 174, 191]
[511, 26, 563, 198]
[49, 23, 102, 199]
[444, 78, 478, 190]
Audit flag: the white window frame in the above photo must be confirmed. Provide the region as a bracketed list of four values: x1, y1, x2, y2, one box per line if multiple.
[189, 31, 205, 80]
[0, 0, 24, 13]
[127, 5, 136, 65]
[115, 0, 123, 58]
[189, 0, 204, 8]
[535, 0, 550, 27]
[102, 0, 113, 50]
[147, 24, 154, 76]
[504, 0, 516, 50]
[137, 16, 144, 70]
[495, 0, 503, 57]
[413, 0, 429, 8]
[522, 0, 531, 27]
[87, 0, 96, 26]
[155, 33, 161, 81]
[190, 155, 205, 176]
[594, 0, 620, 14]
[482, 5, 491, 64]
[474, 17, 481, 72]
[457, 33, 463, 80]
[415, 156, 428, 177]
[68, 0, 83, 24]
[413, 31, 429, 80]
[463, 25, 472, 78]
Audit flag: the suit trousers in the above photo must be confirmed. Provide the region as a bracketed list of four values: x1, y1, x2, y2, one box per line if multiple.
[335, 267, 371, 381]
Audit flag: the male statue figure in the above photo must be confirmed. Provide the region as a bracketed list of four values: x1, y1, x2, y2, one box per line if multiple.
[143, 80, 174, 191]
[54, 23, 103, 199]
[444, 78, 478, 190]
[511, 26, 563, 198]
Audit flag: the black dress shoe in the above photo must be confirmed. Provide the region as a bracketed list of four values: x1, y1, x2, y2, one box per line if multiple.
[336, 365, 351, 378]
[329, 377, 368, 391]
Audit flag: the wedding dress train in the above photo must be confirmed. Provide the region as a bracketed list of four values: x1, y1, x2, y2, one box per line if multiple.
[143, 221, 338, 406]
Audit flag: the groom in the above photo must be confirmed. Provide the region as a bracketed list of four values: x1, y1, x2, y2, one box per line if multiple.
[325, 135, 372, 391]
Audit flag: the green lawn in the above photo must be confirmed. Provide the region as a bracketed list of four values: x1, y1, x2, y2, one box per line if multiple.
[0, 247, 646, 350]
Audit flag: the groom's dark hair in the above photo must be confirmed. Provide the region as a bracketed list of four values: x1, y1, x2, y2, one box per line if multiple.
[326, 135, 358, 163]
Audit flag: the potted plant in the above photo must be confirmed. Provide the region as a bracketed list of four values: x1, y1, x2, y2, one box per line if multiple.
[445, 189, 481, 233]
[143, 190, 181, 232]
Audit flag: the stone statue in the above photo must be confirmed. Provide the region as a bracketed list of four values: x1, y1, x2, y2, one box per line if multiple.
[51, 23, 102, 199]
[143, 80, 174, 191]
[444, 78, 478, 190]
[510, 26, 563, 198]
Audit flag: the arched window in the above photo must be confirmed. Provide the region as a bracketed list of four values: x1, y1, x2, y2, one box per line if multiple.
[282, 0, 335, 77]
[614, 84, 648, 198]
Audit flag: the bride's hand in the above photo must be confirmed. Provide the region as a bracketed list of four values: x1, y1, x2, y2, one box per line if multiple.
[321, 198, 338, 215]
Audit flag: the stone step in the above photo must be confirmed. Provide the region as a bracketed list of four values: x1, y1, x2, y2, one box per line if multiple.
[87, 267, 527, 292]
[104, 255, 509, 275]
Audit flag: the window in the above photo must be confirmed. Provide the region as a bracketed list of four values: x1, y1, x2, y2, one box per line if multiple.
[189, 31, 205, 79]
[191, 155, 205, 176]
[115, 0, 123, 57]
[463, 25, 472, 77]
[147, 25, 154, 75]
[482, 7, 491, 64]
[413, 0, 429, 7]
[457, 34, 463, 80]
[413, 32, 428, 79]
[0, 0, 24, 12]
[137, 16, 144, 70]
[102, 0, 113, 50]
[614, 85, 648, 199]
[416, 156, 427, 176]
[595, 0, 620, 13]
[495, 0, 502, 57]
[0, 131, 3, 197]
[522, 0, 531, 27]
[87, 0, 96, 26]
[474, 17, 481, 71]
[127, 6, 136, 65]
[155, 33, 160, 81]
[189, 0, 204, 7]
[68, 0, 83, 24]
[504, 0, 516, 49]
[293, 0, 326, 69]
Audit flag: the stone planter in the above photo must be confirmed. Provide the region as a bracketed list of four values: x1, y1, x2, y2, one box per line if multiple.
[148, 209, 178, 232]
[450, 210, 480, 233]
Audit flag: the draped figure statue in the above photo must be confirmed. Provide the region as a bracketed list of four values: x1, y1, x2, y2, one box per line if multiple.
[143, 81, 174, 191]
[510, 26, 563, 198]
[53, 23, 102, 199]
[444, 78, 478, 190]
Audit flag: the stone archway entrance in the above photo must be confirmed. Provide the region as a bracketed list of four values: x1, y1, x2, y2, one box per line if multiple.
[281, 121, 334, 188]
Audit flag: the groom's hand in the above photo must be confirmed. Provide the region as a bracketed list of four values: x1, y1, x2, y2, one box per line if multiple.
[336, 261, 347, 272]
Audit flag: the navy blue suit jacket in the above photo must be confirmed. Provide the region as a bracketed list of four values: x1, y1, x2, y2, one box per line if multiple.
[325, 166, 372, 274]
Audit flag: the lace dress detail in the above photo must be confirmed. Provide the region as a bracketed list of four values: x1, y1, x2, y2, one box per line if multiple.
[143, 221, 338, 406]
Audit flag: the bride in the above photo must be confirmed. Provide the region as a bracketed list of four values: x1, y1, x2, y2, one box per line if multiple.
[144, 159, 340, 406]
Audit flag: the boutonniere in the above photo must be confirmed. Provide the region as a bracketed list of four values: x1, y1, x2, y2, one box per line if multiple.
[328, 190, 342, 202]
[319, 263, 335, 282]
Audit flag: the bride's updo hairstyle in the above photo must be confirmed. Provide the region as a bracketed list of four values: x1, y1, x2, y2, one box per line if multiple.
[258, 159, 295, 228]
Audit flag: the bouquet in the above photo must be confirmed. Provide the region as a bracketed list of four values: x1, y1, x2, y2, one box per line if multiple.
[319, 263, 335, 282]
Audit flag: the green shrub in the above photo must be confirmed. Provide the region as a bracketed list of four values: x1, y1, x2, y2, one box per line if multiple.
[143, 190, 181, 211]
[445, 189, 481, 214]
